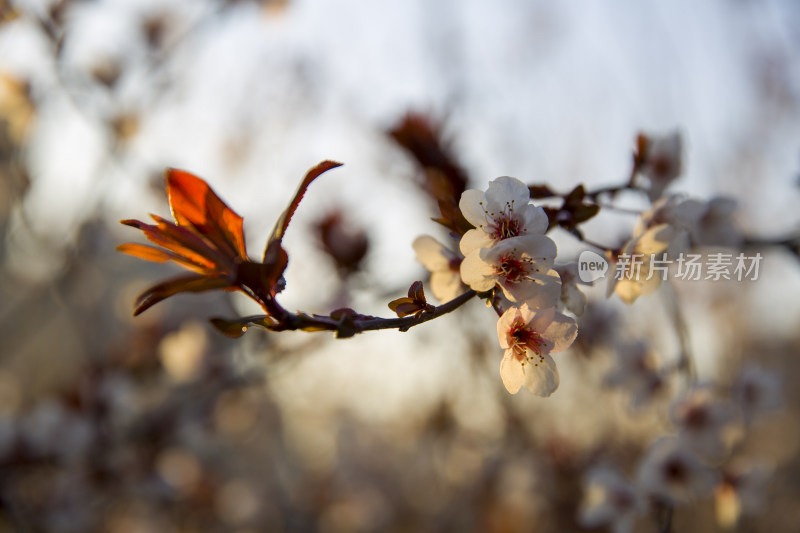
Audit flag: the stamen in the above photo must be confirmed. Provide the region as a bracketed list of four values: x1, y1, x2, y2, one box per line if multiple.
[489, 215, 522, 240]
[495, 255, 530, 283]
[508, 319, 546, 360]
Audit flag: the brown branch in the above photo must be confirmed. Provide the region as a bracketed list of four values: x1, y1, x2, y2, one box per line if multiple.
[267, 289, 478, 338]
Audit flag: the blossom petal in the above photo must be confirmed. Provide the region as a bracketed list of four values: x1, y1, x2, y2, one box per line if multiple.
[516, 268, 561, 309]
[499, 274, 555, 304]
[485, 176, 530, 209]
[521, 204, 549, 235]
[634, 224, 674, 255]
[532, 308, 578, 354]
[460, 249, 498, 292]
[497, 307, 523, 349]
[413, 235, 452, 271]
[500, 352, 525, 394]
[459, 228, 494, 256]
[458, 189, 489, 229]
[615, 275, 663, 304]
[430, 271, 464, 303]
[523, 351, 560, 397]
[482, 234, 556, 265]
[520, 235, 558, 265]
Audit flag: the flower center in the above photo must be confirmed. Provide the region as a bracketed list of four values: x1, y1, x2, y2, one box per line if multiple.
[508, 319, 545, 360]
[490, 213, 522, 240]
[495, 255, 530, 283]
[663, 456, 689, 486]
[683, 403, 710, 430]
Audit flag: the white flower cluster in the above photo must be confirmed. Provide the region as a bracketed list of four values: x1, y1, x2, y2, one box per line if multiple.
[415, 177, 581, 396]
[580, 364, 782, 532]
[609, 194, 743, 304]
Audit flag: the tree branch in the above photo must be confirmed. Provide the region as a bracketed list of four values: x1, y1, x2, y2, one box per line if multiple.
[267, 289, 478, 338]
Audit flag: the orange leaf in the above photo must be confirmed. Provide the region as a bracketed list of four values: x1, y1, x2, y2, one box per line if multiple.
[265, 160, 342, 260]
[166, 168, 248, 261]
[116, 243, 208, 270]
[121, 218, 222, 273]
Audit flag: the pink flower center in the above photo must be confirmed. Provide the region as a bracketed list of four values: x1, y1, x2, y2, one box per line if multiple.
[490, 214, 522, 240]
[682, 403, 710, 431]
[508, 319, 545, 361]
[663, 456, 689, 486]
[495, 255, 530, 283]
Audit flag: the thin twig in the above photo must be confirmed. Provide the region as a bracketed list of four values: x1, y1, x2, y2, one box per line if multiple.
[662, 281, 696, 385]
[267, 289, 478, 337]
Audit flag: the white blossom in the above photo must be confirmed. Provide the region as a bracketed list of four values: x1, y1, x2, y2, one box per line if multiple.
[637, 132, 683, 202]
[714, 460, 772, 528]
[604, 340, 668, 409]
[670, 384, 739, 462]
[458, 176, 549, 256]
[460, 235, 560, 308]
[691, 197, 743, 247]
[637, 436, 717, 504]
[496, 304, 577, 396]
[634, 195, 706, 257]
[554, 262, 589, 315]
[733, 364, 783, 423]
[412, 235, 466, 302]
[579, 466, 644, 533]
[606, 223, 673, 304]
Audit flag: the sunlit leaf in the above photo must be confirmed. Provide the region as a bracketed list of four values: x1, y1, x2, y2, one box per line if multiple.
[388, 280, 432, 318]
[166, 168, 248, 260]
[117, 243, 179, 263]
[237, 248, 288, 298]
[387, 299, 421, 318]
[408, 280, 426, 303]
[121, 217, 222, 272]
[265, 160, 342, 259]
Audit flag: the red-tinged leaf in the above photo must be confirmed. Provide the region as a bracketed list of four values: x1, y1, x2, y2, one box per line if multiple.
[133, 274, 233, 316]
[408, 280, 426, 302]
[117, 243, 175, 263]
[121, 218, 222, 272]
[237, 244, 288, 297]
[265, 161, 343, 259]
[148, 214, 236, 271]
[388, 282, 433, 318]
[388, 298, 423, 318]
[166, 168, 248, 261]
